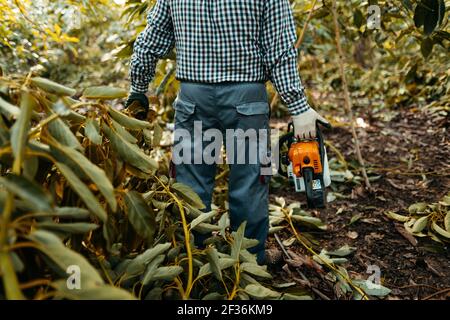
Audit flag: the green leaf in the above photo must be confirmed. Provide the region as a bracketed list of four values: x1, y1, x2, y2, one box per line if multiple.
[124, 191, 156, 242]
[151, 266, 183, 281]
[28, 230, 104, 288]
[11, 91, 35, 166]
[51, 99, 71, 117]
[23, 156, 38, 180]
[61, 97, 86, 123]
[240, 262, 272, 279]
[326, 244, 357, 257]
[83, 86, 127, 100]
[191, 222, 221, 234]
[202, 293, 226, 300]
[152, 122, 163, 147]
[190, 210, 216, 230]
[107, 106, 151, 130]
[245, 284, 281, 300]
[242, 237, 260, 250]
[412, 215, 429, 233]
[37, 222, 99, 234]
[444, 212, 450, 232]
[142, 255, 165, 285]
[231, 222, 246, 260]
[102, 124, 158, 174]
[431, 222, 450, 238]
[239, 249, 258, 264]
[55, 162, 107, 222]
[48, 118, 84, 152]
[30, 207, 90, 219]
[31, 77, 76, 96]
[206, 247, 222, 281]
[313, 251, 334, 265]
[50, 140, 116, 211]
[349, 213, 362, 225]
[111, 119, 138, 144]
[269, 226, 284, 235]
[384, 211, 410, 222]
[0, 96, 20, 120]
[272, 282, 296, 290]
[0, 174, 53, 211]
[353, 280, 391, 297]
[84, 118, 102, 145]
[218, 212, 230, 239]
[143, 129, 153, 145]
[171, 182, 205, 210]
[0, 252, 25, 299]
[197, 258, 236, 278]
[441, 194, 450, 206]
[282, 293, 313, 300]
[10, 252, 25, 273]
[408, 202, 428, 214]
[125, 243, 171, 276]
[291, 215, 327, 230]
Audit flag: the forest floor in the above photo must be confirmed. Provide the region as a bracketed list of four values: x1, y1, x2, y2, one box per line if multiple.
[267, 106, 450, 300]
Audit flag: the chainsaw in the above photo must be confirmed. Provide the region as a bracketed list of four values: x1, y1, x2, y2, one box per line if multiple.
[278, 121, 332, 209]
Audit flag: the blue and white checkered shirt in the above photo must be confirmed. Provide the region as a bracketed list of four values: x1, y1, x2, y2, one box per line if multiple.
[130, 0, 310, 115]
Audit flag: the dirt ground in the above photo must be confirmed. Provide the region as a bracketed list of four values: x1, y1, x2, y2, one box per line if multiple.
[267, 106, 450, 300]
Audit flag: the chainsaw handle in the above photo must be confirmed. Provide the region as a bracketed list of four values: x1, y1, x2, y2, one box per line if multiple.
[317, 119, 332, 130]
[287, 120, 331, 136]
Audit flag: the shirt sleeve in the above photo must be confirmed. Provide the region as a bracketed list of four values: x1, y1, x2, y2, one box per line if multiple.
[261, 0, 311, 115]
[130, 0, 175, 94]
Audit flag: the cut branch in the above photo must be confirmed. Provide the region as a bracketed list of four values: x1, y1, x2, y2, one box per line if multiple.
[330, 0, 372, 191]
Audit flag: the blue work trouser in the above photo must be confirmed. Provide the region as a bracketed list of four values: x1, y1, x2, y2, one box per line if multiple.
[172, 82, 270, 264]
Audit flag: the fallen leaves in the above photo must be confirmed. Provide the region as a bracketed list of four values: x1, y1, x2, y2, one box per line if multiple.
[346, 231, 359, 239]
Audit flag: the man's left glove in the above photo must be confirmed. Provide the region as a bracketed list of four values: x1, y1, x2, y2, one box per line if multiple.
[292, 108, 329, 140]
[125, 92, 149, 120]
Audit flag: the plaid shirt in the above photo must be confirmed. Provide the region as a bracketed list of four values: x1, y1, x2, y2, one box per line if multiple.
[130, 0, 310, 115]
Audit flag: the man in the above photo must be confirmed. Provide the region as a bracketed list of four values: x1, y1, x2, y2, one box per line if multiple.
[126, 0, 328, 264]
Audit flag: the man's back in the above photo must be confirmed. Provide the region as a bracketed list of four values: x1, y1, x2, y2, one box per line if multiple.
[130, 0, 311, 116]
[171, 0, 265, 83]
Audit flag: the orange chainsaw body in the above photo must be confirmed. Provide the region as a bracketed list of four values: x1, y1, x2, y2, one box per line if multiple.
[288, 141, 323, 177]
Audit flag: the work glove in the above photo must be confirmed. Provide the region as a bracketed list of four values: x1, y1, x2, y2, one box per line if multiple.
[125, 92, 149, 120]
[292, 108, 329, 140]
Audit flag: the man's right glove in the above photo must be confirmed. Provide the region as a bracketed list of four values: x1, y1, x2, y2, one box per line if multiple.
[292, 108, 329, 140]
[125, 92, 149, 120]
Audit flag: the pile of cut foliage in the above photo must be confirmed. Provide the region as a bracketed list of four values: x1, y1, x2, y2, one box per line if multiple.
[0, 73, 303, 300]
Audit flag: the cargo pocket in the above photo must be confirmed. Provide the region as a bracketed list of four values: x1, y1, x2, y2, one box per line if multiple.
[174, 97, 196, 125]
[235, 101, 269, 131]
[233, 101, 270, 167]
